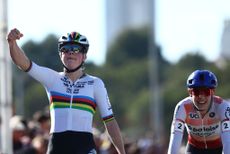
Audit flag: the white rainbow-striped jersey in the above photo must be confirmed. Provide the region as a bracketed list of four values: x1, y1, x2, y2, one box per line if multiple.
[27, 62, 114, 133]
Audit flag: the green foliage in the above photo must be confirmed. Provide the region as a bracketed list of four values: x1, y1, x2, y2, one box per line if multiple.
[177, 52, 215, 70]
[22, 34, 62, 71]
[12, 27, 230, 143]
[106, 27, 149, 66]
[25, 84, 48, 118]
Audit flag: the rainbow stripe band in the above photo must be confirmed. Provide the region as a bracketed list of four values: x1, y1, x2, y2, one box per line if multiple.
[49, 91, 97, 114]
[103, 114, 114, 123]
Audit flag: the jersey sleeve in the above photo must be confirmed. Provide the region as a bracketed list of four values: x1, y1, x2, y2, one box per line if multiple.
[93, 78, 114, 123]
[168, 102, 186, 154]
[168, 131, 183, 154]
[171, 103, 186, 134]
[27, 62, 57, 89]
[218, 100, 230, 132]
[221, 131, 230, 154]
[217, 99, 230, 153]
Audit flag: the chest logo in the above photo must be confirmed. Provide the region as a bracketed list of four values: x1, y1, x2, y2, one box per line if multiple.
[189, 113, 199, 119]
[225, 107, 230, 119]
[209, 112, 215, 118]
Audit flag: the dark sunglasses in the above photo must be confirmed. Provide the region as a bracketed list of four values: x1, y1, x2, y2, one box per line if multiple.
[190, 88, 212, 96]
[60, 44, 83, 53]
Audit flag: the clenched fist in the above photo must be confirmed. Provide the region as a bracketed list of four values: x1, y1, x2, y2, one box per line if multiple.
[7, 28, 24, 43]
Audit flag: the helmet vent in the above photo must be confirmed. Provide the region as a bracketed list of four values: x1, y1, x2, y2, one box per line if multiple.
[211, 80, 216, 85]
[199, 74, 205, 82]
[58, 32, 89, 53]
[188, 79, 193, 84]
[62, 36, 67, 40]
[186, 70, 218, 88]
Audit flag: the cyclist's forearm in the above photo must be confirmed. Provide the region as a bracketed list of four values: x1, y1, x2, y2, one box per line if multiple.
[7, 28, 31, 71]
[8, 41, 31, 71]
[221, 131, 230, 153]
[168, 131, 183, 154]
[105, 120, 126, 154]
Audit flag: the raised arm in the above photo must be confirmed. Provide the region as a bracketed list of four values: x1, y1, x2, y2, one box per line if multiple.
[7, 28, 31, 71]
[104, 119, 126, 154]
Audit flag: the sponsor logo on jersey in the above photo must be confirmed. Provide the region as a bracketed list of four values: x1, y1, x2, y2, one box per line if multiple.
[225, 107, 230, 119]
[209, 112, 215, 118]
[188, 124, 219, 137]
[88, 80, 94, 85]
[61, 77, 71, 88]
[189, 112, 199, 119]
[61, 77, 94, 94]
[74, 81, 86, 88]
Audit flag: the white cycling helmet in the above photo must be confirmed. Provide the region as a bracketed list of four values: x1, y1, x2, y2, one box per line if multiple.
[58, 32, 89, 53]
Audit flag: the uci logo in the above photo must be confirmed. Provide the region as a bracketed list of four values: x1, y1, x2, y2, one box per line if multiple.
[189, 113, 199, 119]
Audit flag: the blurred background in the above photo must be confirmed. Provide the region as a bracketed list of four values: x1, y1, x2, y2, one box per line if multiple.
[1, 0, 230, 153]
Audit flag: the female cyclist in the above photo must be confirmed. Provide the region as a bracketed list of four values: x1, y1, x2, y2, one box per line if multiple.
[7, 28, 126, 154]
[168, 70, 230, 154]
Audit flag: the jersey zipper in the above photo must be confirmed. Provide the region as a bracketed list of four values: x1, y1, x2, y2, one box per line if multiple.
[201, 99, 213, 149]
[201, 118, 208, 149]
[67, 81, 74, 130]
[66, 75, 84, 130]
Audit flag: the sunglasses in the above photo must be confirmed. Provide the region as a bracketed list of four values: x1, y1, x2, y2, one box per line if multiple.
[60, 44, 83, 53]
[190, 88, 212, 96]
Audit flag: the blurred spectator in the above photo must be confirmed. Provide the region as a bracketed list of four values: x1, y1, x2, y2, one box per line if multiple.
[33, 111, 50, 137]
[10, 115, 30, 153]
[125, 140, 140, 154]
[99, 131, 117, 154]
[31, 134, 48, 154]
[92, 127, 103, 153]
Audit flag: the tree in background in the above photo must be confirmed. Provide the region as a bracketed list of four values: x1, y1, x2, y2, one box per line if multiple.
[12, 27, 230, 145]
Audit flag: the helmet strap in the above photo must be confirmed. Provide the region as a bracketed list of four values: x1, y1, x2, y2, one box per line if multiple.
[63, 62, 84, 73]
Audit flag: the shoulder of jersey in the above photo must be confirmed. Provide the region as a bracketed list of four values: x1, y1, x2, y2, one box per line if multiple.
[213, 96, 224, 104]
[84, 74, 100, 80]
[178, 97, 192, 106]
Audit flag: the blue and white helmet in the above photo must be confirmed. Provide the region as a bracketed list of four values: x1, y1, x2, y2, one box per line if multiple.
[58, 32, 89, 53]
[186, 70, 218, 88]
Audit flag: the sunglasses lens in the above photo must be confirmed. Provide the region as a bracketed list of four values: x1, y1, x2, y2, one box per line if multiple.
[60, 45, 82, 53]
[191, 88, 211, 96]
